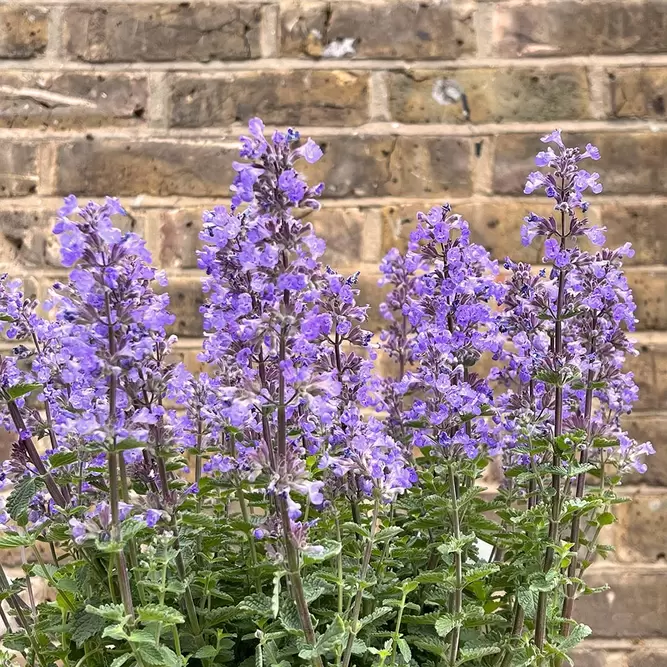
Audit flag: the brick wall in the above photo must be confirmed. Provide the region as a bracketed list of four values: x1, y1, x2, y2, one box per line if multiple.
[0, 0, 665, 663]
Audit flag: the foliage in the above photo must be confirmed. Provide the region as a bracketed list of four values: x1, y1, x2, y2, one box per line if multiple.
[0, 121, 651, 667]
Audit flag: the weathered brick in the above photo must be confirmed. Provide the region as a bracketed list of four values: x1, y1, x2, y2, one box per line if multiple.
[0, 143, 38, 197]
[152, 208, 202, 270]
[577, 568, 667, 637]
[569, 649, 607, 667]
[351, 271, 386, 333]
[306, 136, 472, 199]
[54, 140, 236, 197]
[0, 72, 148, 128]
[627, 270, 667, 331]
[163, 277, 204, 338]
[0, 208, 52, 268]
[607, 67, 667, 119]
[169, 71, 370, 128]
[625, 414, 667, 486]
[388, 67, 591, 124]
[487, 1, 667, 57]
[626, 650, 667, 667]
[625, 337, 667, 412]
[310, 207, 383, 266]
[493, 133, 667, 196]
[600, 202, 667, 266]
[281, 1, 474, 60]
[616, 492, 667, 562]
[64, 4, 261, 63]
[0, 7, 48, 59]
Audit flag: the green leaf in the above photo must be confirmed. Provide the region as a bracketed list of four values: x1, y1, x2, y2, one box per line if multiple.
[193, 646, 218, 659]
[457, 646, 501, 664]
[279, 600, 302, 633]
[597, 512, 615, 527]
[271, 571, 283, 619]
[437, 533, 475, 555]
[6, 383, 42, 401]
[120, 519, 146, 543]
[359, 606, 392, 630]
[375, 526, 403, 542]
[558, 623, 591, 652]
[128, 629, 158, 644]
[137, 604, 185, 626]
[136, 643, 165, 666]
[7, 477, 37, 524]
[85, 603, 126, 622]
[49, 451, 79, 469]
[517, 589, 538, 617]
[109, 656, 132, 667]
[397, 638, 411, 663]
[303, 540, 341, 563]
[103, 624, 129, 641]
[238, 593, 273, 619]
[0, 533, 34, 549]
[302, 574, 330, 603]
[435, 613, 462, 638]
[70, 609, 107, 647]
[299, 615, 346, 659]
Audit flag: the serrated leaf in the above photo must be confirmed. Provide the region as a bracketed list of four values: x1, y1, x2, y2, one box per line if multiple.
[359, 606, 392, 630]
[71, 609, 107, 647]
[85, 603, 126, 622]
[517, 589, 537, 617]
[435, 613, 462, 638]
[158, 646, 181, 667]
[7, 477, 36, 524]
[194, 645, 218, 659]
[375, 526, 403, 542]
[6, 383, 42, 400]
[302, 575, 330, 603]
[49, 451, 79, 469]
[0, 533, 33, 549]
[557, 623, 591, 652]
[180, 512, 217, 529]
[109, 656, 132, 667]
[397, 637, 411, 663]
[457, 646, 501, 664]
[238, 593, 273, 618]
[279, 599, 302, 633]
[128, 629, 158, 644]
[303, 540, 341, 563]
[103, 624, 128, 641]
[136, 643, 164, 666]
[137, 604, 185, 625]
[120, 519, 145, 543]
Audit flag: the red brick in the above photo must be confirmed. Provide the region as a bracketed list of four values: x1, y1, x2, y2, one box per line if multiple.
[281, 1, 474, 60]
[64, 4, 261, 63]
[169, 71, 370, 128]
[0, 7, 48, 59]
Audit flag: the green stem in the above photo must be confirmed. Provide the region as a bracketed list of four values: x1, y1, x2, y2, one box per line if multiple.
[448, 466, 462, 667]
[389, 590, 408, 667]
[341, 497, 381, 667]
[236, 484, 261, 592]
[335, 515, 344, 615]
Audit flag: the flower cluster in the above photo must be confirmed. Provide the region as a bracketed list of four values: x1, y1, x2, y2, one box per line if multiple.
[0, 122, 652, 667]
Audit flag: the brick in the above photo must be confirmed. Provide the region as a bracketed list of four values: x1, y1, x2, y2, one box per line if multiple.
[64, 4, 261, 63]
[0, 72, 148, 129]
[625, 337, 667, 412]
[352, 271, 386, 333]
[54, 140, 236, 197]
[310, 207, 383, 266]
[152, 208, 202, 270]
[488, 1, 667, 58]
[625, 414, 667, 486]
[0, 7, 47, 59]
[493, 133, 667, 196]
[577, 568, 667, 637]
[388, 67, 590, 124]
[627, 270, 667, 331]
[306, 136, 472, 199]
[626, 650, 667, 667]
[0, 208, 52, 268]
[163, 277, 204, 338]
[570, 649, 607, 667]
[600, 202, 667, 266]
[616, 492, 667, 562]
[281, 1, 474, 60]
[0, 143, 38, 197]
[169, 71, 370, 128]
[607, 67, 667, 119]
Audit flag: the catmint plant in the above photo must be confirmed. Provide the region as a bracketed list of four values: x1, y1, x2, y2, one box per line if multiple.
[0, 122, 651, 667]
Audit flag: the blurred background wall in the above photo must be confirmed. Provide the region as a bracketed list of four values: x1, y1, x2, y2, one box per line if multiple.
[0, 0, 664, 664]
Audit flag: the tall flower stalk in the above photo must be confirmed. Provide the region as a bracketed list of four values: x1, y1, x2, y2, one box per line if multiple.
[0, 122, 651, 667]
